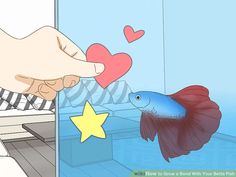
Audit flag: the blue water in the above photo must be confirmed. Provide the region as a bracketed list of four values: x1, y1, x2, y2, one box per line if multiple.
[113, 135, 236, 170]
[57, 0, 236, 176]
[57, 102, 236, 177]
[57, 0, 236, 138]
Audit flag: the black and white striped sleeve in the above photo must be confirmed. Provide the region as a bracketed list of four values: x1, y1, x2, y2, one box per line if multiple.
[24, 94, 55, 111]
[0, 98, 14, 110]
[0, 87, 55, 111]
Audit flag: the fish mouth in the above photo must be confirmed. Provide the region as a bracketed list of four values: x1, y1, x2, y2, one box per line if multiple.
[136, 101, 151, 111]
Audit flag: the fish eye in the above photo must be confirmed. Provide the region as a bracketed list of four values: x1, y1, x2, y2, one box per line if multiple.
[136, 95, 141, 100]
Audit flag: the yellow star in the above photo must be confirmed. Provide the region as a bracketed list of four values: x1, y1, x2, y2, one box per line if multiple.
[70, 101, 109, 143]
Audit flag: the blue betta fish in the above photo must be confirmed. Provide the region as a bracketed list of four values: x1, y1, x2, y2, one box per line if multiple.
[129, 85, 221, 161]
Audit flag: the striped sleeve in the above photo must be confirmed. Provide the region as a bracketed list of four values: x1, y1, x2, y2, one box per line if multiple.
[24, 94, 55, 111]
[0, 87, 55, 111]
[0, 98, 14, 110]
[0, 87, 33, 110]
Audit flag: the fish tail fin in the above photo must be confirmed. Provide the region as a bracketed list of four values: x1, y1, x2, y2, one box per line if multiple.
[140, 85, 221, 161]
[140, 113, 185, 162]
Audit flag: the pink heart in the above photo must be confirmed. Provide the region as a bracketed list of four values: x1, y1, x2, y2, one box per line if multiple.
[86, 43, 132, 88]
[124, 25, 145, 43]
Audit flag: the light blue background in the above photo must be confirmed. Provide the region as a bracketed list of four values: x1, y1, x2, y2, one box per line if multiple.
[164, 0, 236, 136]
[57, 0, 236, 175]
[58, 0, 236, 137]
[58, 0, 165, 93]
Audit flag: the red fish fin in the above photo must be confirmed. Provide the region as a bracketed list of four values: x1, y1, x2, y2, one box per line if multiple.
[140, 113, 157, 141]
[140, 113, 190, 161]
[170, 85, 209, 97]
[171, 85, 221, 157]
[177, 100, 221, 151]
[140, 85, 221, 161]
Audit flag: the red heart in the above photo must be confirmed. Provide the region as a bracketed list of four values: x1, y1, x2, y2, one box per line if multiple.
[86, 43, 132, 88]
[124, 25, 145, 43]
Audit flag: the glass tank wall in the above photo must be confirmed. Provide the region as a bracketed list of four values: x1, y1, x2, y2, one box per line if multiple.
[56, 0, 236, 177]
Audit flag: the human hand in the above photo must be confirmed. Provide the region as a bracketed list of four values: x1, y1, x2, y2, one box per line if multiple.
[0, 26, 104, 100]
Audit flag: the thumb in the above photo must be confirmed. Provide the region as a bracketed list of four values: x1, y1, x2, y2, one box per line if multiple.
[52, 28, 105, 77]
[58, 52, 105, 77]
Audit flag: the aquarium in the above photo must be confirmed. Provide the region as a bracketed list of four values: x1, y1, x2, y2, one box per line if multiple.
[56, 0, 236, 177]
